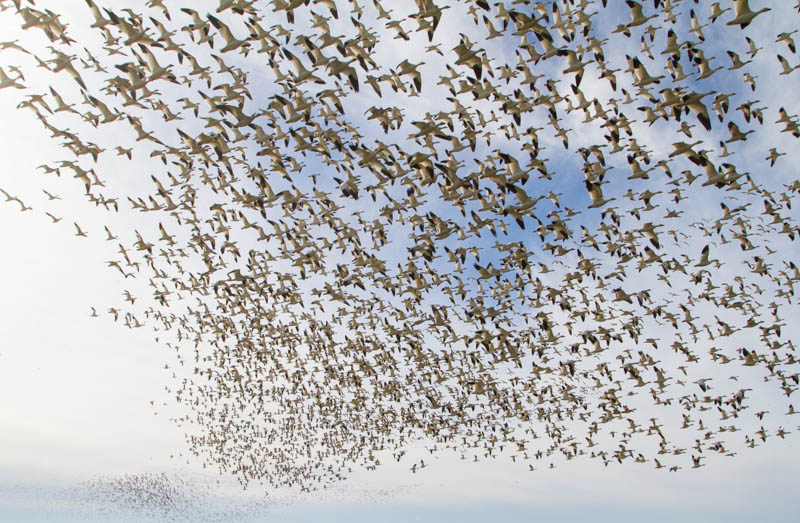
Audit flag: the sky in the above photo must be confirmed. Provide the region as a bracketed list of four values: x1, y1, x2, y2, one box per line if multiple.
[1, 0, 800, 521]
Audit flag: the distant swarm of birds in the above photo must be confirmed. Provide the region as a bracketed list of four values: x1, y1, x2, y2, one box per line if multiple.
[2, 0, 800, 490]
[81, 473, 198, 521]
[78, 472, 275, 521]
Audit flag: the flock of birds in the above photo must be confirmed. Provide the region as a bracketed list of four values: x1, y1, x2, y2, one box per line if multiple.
[72, 470, 418, 520]
[2, 0, 800, 492]
[76, 472, 276, 521]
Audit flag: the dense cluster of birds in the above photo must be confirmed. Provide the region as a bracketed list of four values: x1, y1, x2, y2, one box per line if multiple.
[78, 472, 275, 521]
[2, 0, 800, 490]
[81, 473, 200, 521]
